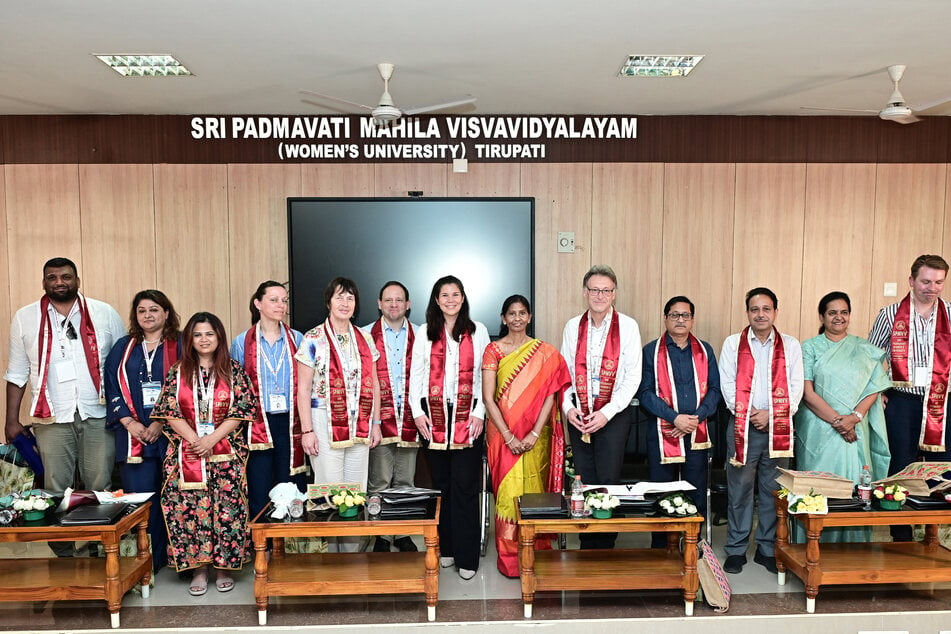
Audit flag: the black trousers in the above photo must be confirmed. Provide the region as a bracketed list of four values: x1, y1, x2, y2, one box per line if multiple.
[566, 406, 634, 549]
[425, 433, 485, 570]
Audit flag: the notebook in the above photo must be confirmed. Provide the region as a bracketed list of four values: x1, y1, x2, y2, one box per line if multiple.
[59, 503, 130, 526]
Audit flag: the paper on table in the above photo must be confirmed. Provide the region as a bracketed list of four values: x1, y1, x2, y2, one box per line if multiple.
[583, 481, 697, 499]
[94, 491, 154, 504]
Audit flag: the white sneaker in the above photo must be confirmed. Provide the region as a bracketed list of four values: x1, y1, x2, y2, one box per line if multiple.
[459, 568, 476, 580]
[440, 556, 455, 568]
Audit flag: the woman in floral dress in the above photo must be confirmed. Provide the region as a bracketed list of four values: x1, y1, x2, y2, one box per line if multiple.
[151, 311, 257, 595]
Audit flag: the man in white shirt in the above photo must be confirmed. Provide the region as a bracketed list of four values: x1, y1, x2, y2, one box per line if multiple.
[561, 265, 642, 549]
[5, 258, 126, 549]
[363, 281, 420, 553]
[719, 287, 803, 574]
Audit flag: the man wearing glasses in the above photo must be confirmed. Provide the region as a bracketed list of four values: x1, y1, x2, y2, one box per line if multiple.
[637, 296, 721, 548]
[5, 257, 125, 554]
[718, 287, 803, 574]
[561, 265, 642, 548]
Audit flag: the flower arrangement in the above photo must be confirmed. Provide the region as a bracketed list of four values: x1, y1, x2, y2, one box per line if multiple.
[330, 488, 366, 518]
[873, 484, 907, 510]
[786, 488, 828, 514]
[585, 492, 619, 518]
[11, 493, 55, 522]
[657, 492, 698, 517]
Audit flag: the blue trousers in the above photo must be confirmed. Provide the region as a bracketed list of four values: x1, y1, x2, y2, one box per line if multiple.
[119, 451, 169, 570]
[646, 425, 708, 548]
[246, 413, 309, 520]
[884, 390, 951, 540]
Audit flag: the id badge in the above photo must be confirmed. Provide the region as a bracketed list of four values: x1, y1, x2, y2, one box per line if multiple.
[268, 393, 288, 413]
[914, 366, 932, 387]
[141, 381, 162, 409]
[54, 359, 77, 382]
[197, 421, 215, 437]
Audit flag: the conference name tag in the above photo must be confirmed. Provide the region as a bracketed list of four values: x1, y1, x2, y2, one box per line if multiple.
[914, 366, 931, 388]
[141, 381, 162, 408]
[197, 421, 215, 437]
[268, 393, 288, 413]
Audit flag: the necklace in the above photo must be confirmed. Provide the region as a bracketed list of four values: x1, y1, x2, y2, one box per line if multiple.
[143, 338, 161, 344]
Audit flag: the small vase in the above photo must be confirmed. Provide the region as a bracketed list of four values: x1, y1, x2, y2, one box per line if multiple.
[23, 509, 47, 523]
[875, 498, 903, 511]
[591, 508, 613, 519]
[338, 505, 361, 519]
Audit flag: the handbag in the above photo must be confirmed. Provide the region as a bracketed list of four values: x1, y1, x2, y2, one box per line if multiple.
[697, 539, 731, 613]
[0, 443, 37, 497]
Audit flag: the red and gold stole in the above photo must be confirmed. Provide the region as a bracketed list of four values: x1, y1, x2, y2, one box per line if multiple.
[654, 333, 711, 464]
[731, 326, 792, 466]
[574, 309, 622, 416]
[427, 328, 475, 449]
[243, 324, 306, 475]
[175, 367, 235, 490]
[324, 322, 374, 448]
[117, 337, 179, 463]
[31, 294, 103, 421]
[890, 294, 951, 451]
[370, 319, 418, 446]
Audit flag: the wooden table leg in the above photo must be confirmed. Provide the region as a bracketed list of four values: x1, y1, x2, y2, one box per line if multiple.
[136, 513, 152, 598]
[682, 521, 698, 616]
[519, 522, 537, 618]
[924, 524, 939, 549]
[424, 528, 439, 622]
[253, 533, 269, 624]
[103, 540, 122, 628]
[804, 516, 822, 613]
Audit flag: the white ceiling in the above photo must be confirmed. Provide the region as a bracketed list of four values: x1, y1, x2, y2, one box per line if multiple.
[3, 1, 951, 118]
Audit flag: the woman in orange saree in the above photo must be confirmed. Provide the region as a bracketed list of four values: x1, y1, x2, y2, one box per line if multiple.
[482, 295, 572, 577]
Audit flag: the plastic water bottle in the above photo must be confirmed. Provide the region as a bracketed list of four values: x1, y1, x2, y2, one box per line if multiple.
[858, 465, 873, 510]
[570, 475, 585, 518]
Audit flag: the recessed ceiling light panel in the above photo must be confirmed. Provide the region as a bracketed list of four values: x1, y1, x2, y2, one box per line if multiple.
[95, 54, 192, 77]
[618, 55, 703, 77]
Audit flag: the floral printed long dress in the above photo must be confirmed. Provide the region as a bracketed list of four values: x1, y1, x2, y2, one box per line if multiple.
[150, 359, 257, 572]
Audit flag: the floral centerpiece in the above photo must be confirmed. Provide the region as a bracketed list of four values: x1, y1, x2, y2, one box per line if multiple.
[12, 494, 55, 521]
[585, 492, 620, 519]
[873, 484, 907, 511]
[656, 492, 698, 517]
[784, 488, 828, 515]
[330, 488, 366, 519]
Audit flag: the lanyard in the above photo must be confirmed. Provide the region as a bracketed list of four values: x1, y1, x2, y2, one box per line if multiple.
[141, 341, 159, 381]
[197, 368, 215, 422]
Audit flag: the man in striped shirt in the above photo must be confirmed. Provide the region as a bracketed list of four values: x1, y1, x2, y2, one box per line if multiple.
[869, 254, 951, 540]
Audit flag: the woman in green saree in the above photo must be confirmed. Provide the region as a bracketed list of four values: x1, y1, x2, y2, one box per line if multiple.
[482, 295, 572, 577]
[795, 291, 891, 542]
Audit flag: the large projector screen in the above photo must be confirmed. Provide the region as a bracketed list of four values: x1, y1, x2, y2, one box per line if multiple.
[287, 198, 534, 337]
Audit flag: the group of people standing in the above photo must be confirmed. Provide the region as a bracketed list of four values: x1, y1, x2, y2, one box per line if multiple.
[4, 253, 950, 589]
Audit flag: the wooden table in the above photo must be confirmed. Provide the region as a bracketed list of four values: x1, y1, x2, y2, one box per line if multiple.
[250, 498, 441, 625]
[774, 493, 951, 613]
[516, 504, 702, 618]
[0, 502, 152, 628]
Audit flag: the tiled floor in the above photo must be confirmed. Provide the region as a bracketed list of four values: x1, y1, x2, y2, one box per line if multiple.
[2, 521, 951, 632]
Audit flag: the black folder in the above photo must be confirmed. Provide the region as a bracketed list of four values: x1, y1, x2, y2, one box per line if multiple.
[518, 493, 567, 517]
[59, 503, 129, 526]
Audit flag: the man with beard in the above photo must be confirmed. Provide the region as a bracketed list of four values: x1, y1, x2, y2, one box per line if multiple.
[363, 281, 420, 552]
[5, 257, 125, 545]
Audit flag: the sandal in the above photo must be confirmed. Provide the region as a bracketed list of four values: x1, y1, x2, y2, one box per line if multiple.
[216, 572, 234, 593]
[188, 569, 208, 596]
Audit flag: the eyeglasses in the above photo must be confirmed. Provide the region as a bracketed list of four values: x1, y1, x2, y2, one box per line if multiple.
[666, 312, 694, 321]
[585, 287, 616, 297]
[62, 319, 77, 340]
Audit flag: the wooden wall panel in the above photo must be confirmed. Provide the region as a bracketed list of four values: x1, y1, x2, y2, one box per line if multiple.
[446, 162, 520, 197]
[592, 163, 665, 340]
[373, 164, 447, 198]
[300, 164, 373, 197]
[868, 164, 947, 326]
[799, 164, 877, 338]
[732, 164, 807, 339]
[152, 165, 232, 335]
[228, 164, 302, 335]
[945, 164, 951, 271]
[521, 163, 593, 344]
[662, 163, 736, 349]
[3, 164, 81, 309]
[0, 167, 9, 439]
[78, 164, 156, 318]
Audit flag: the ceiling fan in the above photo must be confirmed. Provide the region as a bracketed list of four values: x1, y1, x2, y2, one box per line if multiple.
[301, 62, 476, 125]
[803, 64, 951, 124]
